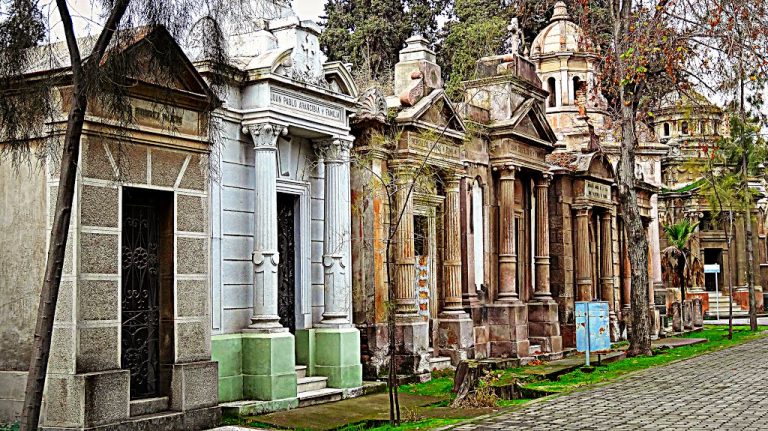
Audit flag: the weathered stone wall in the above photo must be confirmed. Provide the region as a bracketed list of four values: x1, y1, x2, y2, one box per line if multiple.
[548, 176, 575, 346]
[0, 151, 48, 421]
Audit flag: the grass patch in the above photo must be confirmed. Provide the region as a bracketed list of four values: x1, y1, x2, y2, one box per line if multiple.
[524, 325, 767, 393]
[397, 326, 767, 407]
[0, 423, 19, 431]
[399, 376, 454, 398]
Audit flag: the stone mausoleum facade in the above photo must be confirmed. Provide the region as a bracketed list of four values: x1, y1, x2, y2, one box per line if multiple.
[530, 2, 664, 339]
[0, 28, 220, 430]
[197, 5, 364, 412]
[655, 93, 766, 316]
[352, 32, 565, 380]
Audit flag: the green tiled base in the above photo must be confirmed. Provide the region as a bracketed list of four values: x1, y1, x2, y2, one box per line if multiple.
[212, 334, 244, 402]
[218, 375, 244, 402]
[314, 328, 363, 389]
[242, 332, 297, 401]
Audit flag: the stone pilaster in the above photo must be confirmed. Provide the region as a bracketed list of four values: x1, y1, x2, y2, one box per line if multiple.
[438, 174, 473, 364]
[575, 206, 592, 301]
[600, 211, 619, 341]
[497, 165, 519, 302]
[316, 138, 353, 327]
[242, 122, 287, 332]
[534, 174, 552, 301]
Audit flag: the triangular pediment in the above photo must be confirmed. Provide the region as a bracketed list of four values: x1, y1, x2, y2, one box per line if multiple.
[509, 99, 558, 145]
[397, 89, 466, 136]
[118, 26, 213, 99]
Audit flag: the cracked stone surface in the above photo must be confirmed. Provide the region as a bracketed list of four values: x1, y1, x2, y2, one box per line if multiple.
[447, 335, 768, 430]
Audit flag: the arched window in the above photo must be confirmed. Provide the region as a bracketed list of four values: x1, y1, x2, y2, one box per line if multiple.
[663, 123, 670, 137]
[547, 77, 557, 108]
[573, 76, 585, 107]
[681, 121, 689, 135]
[471, 180, 485, 291]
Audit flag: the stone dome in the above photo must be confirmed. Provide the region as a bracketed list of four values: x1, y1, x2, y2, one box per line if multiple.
[530, 2, 587, 56]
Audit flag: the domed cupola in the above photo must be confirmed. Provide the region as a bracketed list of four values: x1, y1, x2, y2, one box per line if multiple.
[530, 2, 588, 57]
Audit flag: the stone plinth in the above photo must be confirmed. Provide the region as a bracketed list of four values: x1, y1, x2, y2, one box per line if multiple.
[437, 316, 475, 365]
[527, 302, 562, 353]
[486, 303, 529, 358]
[241, 332, 297, 401]
[394, 319, 430, 376]
[314, 328, 363, 389]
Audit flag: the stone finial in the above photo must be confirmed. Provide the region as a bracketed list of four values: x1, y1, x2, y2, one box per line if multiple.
[394, 34, 442, 97]
[399, 35, 436, 63]
[551, 1, 569, 22]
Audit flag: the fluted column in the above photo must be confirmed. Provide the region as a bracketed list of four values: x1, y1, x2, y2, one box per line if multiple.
[317, 138, 353, 326]
[534, 174, 552, 301]
[442, 175, 465, 314]
[575, 207, 593, 301]
[394, 164, 418, 316]
[243, 122, 287, 331]
[497, 166, 519, 302]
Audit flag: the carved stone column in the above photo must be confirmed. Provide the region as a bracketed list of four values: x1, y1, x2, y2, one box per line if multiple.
[437, 174, 473, 364]
[317, 138, 353, 327]
[487, 165, 528, 358]
[575, 207, 593, 301]
[310, 137, 362, 389]
[497, 166, 519, 302]
[600, 211, 619, 341]
[528, 173, 561, 354]
[393, 164, 418, 316]
[243, 122, 287, 331]
[534, 174, 552, 301]
[442, 175, 465, 313]
[241, 122, 297, 402]
[391, 162, 429, 376]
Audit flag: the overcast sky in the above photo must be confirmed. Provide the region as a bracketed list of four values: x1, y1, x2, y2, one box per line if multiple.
[46, 0, 328, 42]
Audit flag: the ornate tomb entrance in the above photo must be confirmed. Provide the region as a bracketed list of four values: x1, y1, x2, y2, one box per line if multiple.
[121, 187, 173, 400]
[277, 192, 298, 333]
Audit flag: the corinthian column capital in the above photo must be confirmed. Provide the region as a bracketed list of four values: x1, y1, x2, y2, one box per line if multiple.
[242, 122, 288, 149]
[314, 137, 353, 162]
[537, 172, 553, 188]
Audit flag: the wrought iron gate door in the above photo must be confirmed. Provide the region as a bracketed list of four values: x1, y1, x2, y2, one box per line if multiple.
[277, 193, 296, 333]
[121, 201, 161, 399]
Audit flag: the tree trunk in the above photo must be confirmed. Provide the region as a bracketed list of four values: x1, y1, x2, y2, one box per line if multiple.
[20, 2, 130, 429]
[19, 74, 88, 431]
[617, 101, 653, 357]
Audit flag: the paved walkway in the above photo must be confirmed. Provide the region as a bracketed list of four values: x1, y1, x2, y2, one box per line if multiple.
[448, 335, 768, 431]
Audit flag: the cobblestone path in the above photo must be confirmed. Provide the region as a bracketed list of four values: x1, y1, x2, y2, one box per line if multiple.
[449, 335, 768, 430]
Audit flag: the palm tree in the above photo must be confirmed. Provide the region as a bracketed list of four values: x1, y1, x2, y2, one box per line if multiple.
[662, 219, 699, 327]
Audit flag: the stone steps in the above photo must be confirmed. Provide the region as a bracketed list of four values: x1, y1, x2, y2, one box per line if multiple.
[294, 365, 344, 408]
[706, 293, 748, 317]
[297, 376, 328, 393]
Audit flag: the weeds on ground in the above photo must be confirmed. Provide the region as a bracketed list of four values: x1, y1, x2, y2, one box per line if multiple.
[0, 423, 19, 431]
